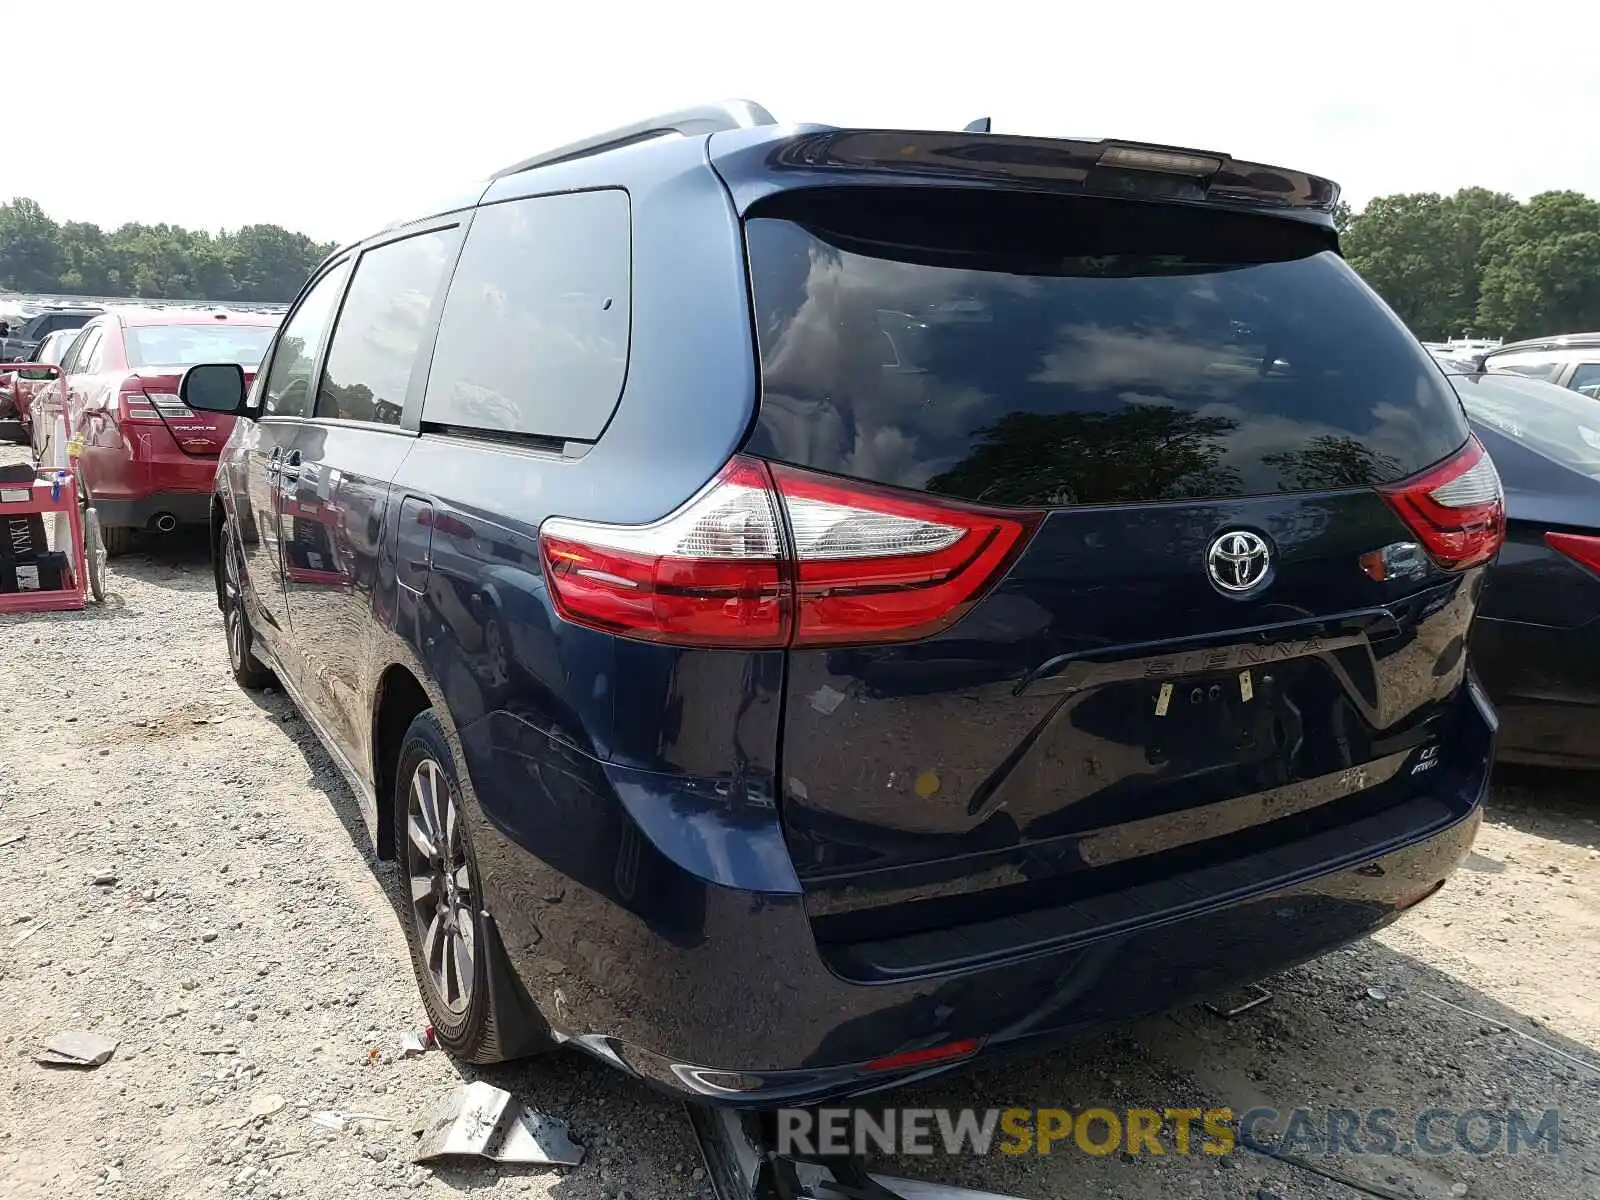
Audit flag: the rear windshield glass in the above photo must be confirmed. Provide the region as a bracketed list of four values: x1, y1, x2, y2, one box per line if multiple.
[37, 331, 77, 364]
[125, 323, 276, 369]
[744, 189, 1468, 506]
[1451, 372, 1600, 478]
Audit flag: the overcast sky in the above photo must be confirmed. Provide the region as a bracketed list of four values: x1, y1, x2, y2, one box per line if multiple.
[11, 0, 1598, 245]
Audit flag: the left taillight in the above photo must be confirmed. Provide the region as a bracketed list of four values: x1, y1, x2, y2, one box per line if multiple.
[539, 456, 1039, 649]
[115, 380, 163, 423]
[1377, 436, 1505, 570]
[771, 463, 1038, 646]
[539, 458, 789, 648]
[143, 390, 188, 415]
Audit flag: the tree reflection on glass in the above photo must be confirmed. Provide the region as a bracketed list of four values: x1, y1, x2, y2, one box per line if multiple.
[927, 404, 1243, 506]
[1261, 435, 1403, 491]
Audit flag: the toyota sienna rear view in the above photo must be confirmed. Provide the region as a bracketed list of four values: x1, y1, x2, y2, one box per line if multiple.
[187, 105, 1499, 1105]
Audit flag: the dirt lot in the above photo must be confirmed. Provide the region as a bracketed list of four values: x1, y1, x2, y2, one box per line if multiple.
[2, 443, 1598, 1199]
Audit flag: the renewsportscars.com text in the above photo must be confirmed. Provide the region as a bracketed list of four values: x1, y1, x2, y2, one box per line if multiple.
[776, 1106, 1562, 1159]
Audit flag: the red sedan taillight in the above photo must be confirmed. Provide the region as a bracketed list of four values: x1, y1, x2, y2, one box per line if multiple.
[1545, 531, 1600, 576]
[115, 379, 163, 423]
[539, 456, 1039, 649]
[1377, 436, 1505, 570]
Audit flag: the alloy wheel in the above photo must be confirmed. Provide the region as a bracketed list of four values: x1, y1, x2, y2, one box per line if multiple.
[223, 533, 248, 673]
[405, 758, 476, 1014]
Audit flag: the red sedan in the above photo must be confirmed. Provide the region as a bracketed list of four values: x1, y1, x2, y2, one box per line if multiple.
[30, 309, 280, 554]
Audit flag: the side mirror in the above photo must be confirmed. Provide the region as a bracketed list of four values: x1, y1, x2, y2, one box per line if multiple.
[1, 363, 57, 383]
[180, 362, 248, 415]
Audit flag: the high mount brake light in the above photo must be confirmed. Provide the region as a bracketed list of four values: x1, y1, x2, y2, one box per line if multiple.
[1377, 437, 1504, 571]
[1097, 145, 1223, 175]
[539, 456, 1040, 649]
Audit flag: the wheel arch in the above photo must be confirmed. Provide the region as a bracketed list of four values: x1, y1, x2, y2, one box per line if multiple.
[370, 663, 433, 860]
[209, 494, 228, 612]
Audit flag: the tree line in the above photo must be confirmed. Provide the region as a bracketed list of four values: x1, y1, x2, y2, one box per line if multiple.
[0, 197, 336, 304]
[4, 188, 1598, 339]
[1338, 188, 1600, 341]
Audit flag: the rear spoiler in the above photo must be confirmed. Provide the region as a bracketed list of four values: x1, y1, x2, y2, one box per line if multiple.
[711, 128, 1341, 227]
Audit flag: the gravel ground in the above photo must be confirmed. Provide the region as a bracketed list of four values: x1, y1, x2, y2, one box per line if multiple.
[2, 442, 1597, 1199]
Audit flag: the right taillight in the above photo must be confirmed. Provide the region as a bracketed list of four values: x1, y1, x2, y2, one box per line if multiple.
[1377, 436, 1504, 571]
[539, 456, 1039, 649]
[1545, 531, 1600, 576]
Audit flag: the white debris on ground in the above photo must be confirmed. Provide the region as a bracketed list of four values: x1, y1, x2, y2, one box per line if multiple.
[1, 440, 1597, 1199]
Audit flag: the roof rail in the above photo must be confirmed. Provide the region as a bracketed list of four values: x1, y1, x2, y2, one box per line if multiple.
[1484, 330, 1600, 356]
[489, 100, 778, 180]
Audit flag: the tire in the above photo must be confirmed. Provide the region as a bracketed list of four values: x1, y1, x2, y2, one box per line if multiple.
[220, 515, 273, 689]
[395, 710, 552, 1064]
[101, 523, 135, 558]
[82, 507, 107, 603]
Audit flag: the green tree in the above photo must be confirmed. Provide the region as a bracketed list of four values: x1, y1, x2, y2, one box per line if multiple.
[0, 198, 64, 292]
[228, 224, 332, 302]
[0, 196, 334, 301]
[1476, 191, 1600, 338]
[55, 221, 114, 293]
[1342, 188, 1518, 340]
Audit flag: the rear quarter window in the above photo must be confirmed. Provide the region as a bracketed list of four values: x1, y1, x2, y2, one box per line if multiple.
[1486, 353, 1562, 381]
[1570, 362, 1600, 398]
[421, 188, 631, 441]
[744, 188, 1469, 506]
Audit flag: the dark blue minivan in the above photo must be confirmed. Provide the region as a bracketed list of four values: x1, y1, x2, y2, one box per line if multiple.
[185, 103, 1500, 1106]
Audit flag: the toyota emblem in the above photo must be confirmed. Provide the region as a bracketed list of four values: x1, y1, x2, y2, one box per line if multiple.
[1206, 530, 1272, 594]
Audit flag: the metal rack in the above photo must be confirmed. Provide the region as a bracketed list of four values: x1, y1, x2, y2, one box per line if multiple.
[0, 364, 104, 612]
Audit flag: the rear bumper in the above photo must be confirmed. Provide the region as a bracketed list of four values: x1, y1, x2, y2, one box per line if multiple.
[464, 679, 1495, 1106]
[93, 490, 213, 530]
[80, 426, 218, 530]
